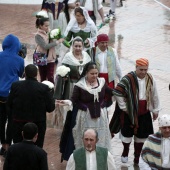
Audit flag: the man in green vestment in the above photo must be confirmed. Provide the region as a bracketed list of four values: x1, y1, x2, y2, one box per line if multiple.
[66, 128, 117, 170]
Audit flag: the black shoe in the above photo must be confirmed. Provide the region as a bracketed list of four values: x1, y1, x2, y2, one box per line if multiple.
[0, 147, 6, 155]
[55, 58, 58, 65]
[106, 10, 115, 19]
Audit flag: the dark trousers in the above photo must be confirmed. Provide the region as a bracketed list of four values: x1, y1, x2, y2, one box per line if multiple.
[0, 102, 7, 144]
[38, 62, 55, 84]
[13, 121, 46, 148]
[121, 111, 153, 138]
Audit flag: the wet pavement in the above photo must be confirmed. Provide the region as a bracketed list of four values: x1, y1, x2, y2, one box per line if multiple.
[0, 0, 170, 169]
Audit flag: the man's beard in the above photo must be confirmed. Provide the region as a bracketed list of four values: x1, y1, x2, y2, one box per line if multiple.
[85, 145, 93, 152]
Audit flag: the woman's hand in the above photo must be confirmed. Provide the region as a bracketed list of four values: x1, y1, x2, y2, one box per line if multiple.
[55, 100, 68, 106]
[111, 133, 115, 138]
[56, 38, 64, 45]
[75, 1, 80, 7]
[58, 38, 64, 43]
[62, 77, 68, 81]
[102, 18, 105, 25]
[152, 113, 158, 121]
[84, 39, 90, 47]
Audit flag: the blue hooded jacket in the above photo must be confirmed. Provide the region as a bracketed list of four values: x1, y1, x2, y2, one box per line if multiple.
[0, 34, 24, 98]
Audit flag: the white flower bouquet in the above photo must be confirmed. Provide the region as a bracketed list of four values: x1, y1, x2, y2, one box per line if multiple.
[50, 29, 61, 39]
[56, 65, 70, 77]
[49, 28, 70, 48]
[42, 80, 54, 89]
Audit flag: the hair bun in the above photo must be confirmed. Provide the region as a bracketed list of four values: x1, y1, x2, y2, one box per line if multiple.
[36, 10, 49, 19]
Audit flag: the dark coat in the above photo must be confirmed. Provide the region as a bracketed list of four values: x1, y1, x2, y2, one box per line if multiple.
[7, 78, 55, 122]
[3, 140, 48, 170]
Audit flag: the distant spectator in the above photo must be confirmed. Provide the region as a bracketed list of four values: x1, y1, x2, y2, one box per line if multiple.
[41, 0, 56, 30]
[3, 123, 48, 170]
[106, 0, 117, 19]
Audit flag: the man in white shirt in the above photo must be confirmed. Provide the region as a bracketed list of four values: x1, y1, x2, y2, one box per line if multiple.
[139, 114, 170, 169]
[110, 58, 160, 166]
[67, 0, 105, 24]
[94, 34, 122, 107]
[95, 34, 122, 87]
[66, 128, 117, 170]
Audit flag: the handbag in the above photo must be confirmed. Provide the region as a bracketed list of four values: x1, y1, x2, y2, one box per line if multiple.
[33, 46, 48, 66]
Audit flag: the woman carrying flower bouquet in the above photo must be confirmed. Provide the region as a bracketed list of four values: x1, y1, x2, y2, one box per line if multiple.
[64, 7, 97, 56]
[35, 14, 63, 84]
[56, 62, 114, 161]
[52, 36, 91, 128]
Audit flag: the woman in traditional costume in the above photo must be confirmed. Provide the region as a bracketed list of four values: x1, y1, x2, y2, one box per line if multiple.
[53, 36, 91, 127]
[57, 62, 113, 161]
[64, 7, 97, 54]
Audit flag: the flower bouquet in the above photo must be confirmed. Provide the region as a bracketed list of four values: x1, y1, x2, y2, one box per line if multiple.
[49, 28, 70, 48]
[42, 80, 54, 93]
[42, 80, 54, 89]
[56, 65, 70, 78]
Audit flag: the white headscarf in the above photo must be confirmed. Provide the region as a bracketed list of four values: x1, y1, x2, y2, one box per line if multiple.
[158, 114, 170, 167]
[158, 114, 170, 127]
[64, 6, 96, 37]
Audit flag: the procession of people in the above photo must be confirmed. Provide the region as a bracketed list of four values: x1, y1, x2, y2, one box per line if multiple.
[0, 0, 169, 170]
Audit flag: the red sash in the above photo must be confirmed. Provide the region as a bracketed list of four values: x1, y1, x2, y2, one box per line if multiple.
[88, 11, 94, 16]
[138, 100, 149, 116]
[99, 73, 114, 88]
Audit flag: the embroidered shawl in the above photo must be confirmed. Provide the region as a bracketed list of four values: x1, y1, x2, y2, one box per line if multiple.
[113, 71, 153, 132]
[141, 132, 162, 170]
[75, 77, 105, 102]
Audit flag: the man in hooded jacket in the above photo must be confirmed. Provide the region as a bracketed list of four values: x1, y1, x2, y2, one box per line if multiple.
[0, 34, 24, 156]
